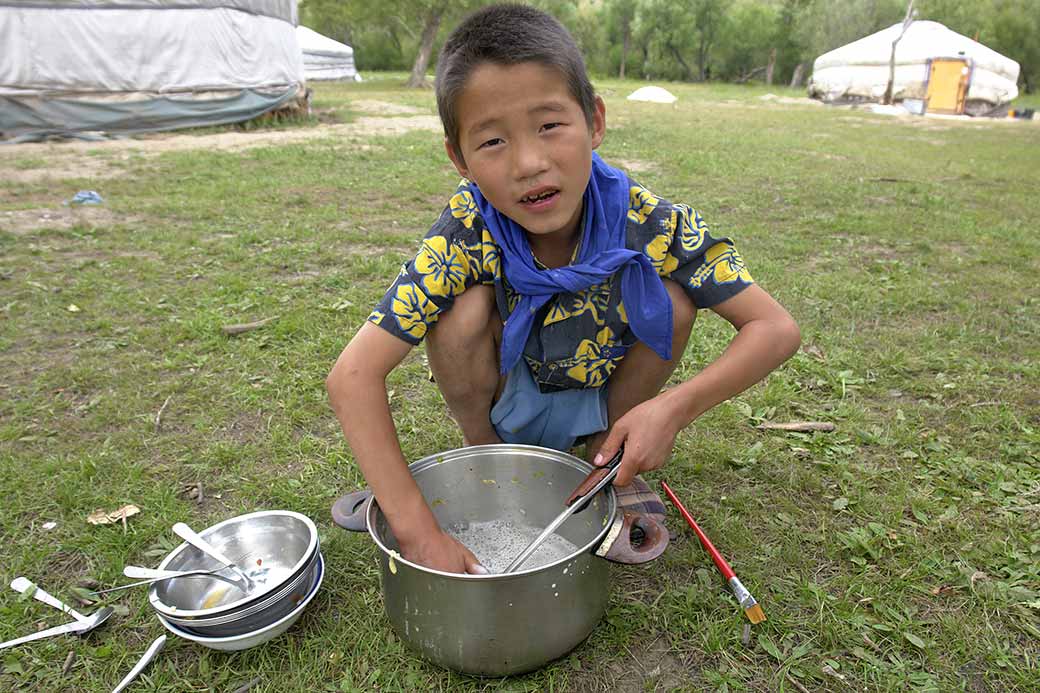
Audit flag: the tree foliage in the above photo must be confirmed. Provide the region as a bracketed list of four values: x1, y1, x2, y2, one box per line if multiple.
[300, 0, 1038, 94]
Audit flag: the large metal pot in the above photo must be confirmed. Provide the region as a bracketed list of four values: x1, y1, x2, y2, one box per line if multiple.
[331, 444, 668, 676]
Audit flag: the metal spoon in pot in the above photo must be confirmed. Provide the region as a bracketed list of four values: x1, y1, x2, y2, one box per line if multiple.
[171, 522, 254, 590]
[502, 448, 625, 573]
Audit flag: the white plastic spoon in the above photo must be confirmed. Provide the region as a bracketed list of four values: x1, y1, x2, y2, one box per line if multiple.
[111, 634, 166, 693]
[9, 577, 114, 638]
[10, 577, 88, 621]
[0, 611, 107, 650]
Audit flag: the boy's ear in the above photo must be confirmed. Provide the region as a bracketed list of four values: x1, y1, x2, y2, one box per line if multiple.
[444, 138, 469, 178]
[590, 95, 607, 150]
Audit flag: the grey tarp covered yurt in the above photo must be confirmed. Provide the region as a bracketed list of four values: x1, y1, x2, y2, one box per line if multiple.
[297, 26, 359, 82]
[0, 0, 306, 141]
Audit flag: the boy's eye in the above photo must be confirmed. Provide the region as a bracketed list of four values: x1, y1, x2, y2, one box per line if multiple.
[477, 138, 503, 149]
[541, 122, 562, 132]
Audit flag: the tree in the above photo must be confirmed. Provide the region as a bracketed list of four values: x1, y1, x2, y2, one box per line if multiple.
[633, 0, 725, 82]
[300, 0, 482, 85]
[713, 0, 780, 82]
[989, 0, 1039, 93]
[604, 0, 638, 79]
[692, 0, 725, 81]
[407, 2, 447, 88]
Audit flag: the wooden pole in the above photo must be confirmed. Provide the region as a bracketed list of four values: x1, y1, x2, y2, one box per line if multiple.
[883, 0, 916, 104]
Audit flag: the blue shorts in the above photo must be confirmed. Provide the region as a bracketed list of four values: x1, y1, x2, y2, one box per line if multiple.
[490, 360, 608, 451]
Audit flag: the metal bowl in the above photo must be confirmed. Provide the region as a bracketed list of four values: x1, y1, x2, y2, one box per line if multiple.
[149, 510, 318, 620]
[156, 553, 324, 651]
[163, 548, 321, 636]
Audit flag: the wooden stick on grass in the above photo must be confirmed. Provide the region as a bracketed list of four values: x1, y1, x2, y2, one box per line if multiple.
[756, 421, 835, 432]
[222, 316, 277, 336]
[155, 396, 171, 433]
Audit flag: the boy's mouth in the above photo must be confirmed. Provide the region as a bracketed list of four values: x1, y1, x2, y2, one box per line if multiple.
[518, 187, 560, 207]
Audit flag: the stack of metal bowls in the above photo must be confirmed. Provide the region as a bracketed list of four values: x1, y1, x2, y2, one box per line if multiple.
[148, 510, 323, 651]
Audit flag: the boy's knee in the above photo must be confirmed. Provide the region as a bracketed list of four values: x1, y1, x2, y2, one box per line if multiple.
[663, 279, 696, 337]
[428, 284, 498, 347]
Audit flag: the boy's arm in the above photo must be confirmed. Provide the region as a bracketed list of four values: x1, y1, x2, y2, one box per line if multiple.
[327, 322, 486, 574]
[595, 284, 800, 484]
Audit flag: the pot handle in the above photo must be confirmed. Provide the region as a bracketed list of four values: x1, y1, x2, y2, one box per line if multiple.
[331, 490, 372, 532]
[595, 510, 669, 564]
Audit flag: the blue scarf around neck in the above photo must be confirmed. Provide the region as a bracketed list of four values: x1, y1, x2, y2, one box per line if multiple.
[469, 152, 673, 375]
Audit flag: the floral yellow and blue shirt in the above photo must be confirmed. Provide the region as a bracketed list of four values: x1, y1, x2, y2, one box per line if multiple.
[368, 178, 753, 392]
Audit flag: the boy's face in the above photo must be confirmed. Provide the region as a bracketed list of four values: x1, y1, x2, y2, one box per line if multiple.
[445, 61, 605, 246]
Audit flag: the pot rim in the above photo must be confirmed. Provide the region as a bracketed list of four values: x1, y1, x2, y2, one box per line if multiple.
[365, 444, 617, 580]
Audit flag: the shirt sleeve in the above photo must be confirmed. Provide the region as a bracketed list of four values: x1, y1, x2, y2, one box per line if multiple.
[642, 201, 754, 308]
[367, 183, 500, 344]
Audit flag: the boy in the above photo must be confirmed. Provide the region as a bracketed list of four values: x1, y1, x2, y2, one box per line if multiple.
[327, 4, 800, 574]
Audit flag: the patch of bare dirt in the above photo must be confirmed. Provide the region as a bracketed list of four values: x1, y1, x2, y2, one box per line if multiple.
[614, 158, 657, 175]
[806, 151, 849, 162]
[348, 100, 427, 116]
[0, 115, 441, 182]
[579, 636, 692, 692]
[759, 93, 824, 107]
[221, 409, 271, 445]
[4, 155, 132, 184]
[0, 206, 131, 236]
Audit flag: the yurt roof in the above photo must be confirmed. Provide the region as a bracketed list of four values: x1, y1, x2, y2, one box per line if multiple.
[297, 26, 353, 58]
[814, 20, 1019, 82]
[6, 0, 296, 23]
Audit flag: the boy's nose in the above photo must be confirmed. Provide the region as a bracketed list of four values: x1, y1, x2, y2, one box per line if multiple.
[511, 139, 550, 181]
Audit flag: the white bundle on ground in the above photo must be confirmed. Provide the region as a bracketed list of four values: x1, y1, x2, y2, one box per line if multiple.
[627, 86, 677, 104]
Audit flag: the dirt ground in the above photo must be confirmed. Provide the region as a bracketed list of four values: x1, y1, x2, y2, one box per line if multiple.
[0, 104, 441, 185]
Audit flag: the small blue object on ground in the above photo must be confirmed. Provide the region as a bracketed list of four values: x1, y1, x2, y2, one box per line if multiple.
[67, 190, 104, 205]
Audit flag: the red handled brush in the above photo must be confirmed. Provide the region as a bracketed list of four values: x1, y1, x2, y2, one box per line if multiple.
[661, 480, 766, 624]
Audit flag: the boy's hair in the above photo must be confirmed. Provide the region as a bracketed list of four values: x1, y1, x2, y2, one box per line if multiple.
[435, 3, 596, 160]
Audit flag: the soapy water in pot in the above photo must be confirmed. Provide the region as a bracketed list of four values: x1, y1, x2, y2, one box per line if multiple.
[448, 520, 580, 573]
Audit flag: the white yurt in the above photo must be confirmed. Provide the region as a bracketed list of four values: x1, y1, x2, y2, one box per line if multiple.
[808, 20, 1020, 116]
[0, 0, 306, 141]
[297, 26, 360, 82]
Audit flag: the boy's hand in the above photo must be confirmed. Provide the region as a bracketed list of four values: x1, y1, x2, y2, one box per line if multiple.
[400, 529, 489, 575]
[593, 394, 682, 486]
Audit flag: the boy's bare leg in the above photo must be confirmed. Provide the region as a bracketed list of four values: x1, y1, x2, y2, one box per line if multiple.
[426, 284, 506, 446]
[584, 280, 697, 461]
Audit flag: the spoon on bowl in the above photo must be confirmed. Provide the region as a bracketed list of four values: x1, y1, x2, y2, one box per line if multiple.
[172, 522, 254, 590]
[89, 565, 246, 595]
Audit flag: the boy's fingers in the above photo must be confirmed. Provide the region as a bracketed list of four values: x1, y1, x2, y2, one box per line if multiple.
[466, 562, 490, 575]
[593, 428, 627, 466]
[614, 457, 640, 487]
[461, 545, 487, 574]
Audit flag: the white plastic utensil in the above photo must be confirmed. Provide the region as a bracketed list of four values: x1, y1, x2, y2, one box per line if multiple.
[171, 522, 253, 589]
[9, 577, 114, 638]
[111, 634, 166, 693]
[0, 616, 96, 649]
[10, 577, 88, 621]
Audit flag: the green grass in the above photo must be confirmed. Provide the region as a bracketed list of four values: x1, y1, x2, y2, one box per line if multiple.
[1, 75, 1038, 692]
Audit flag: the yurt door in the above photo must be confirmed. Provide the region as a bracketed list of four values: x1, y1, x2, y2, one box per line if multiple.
[925, 58, 970, 115]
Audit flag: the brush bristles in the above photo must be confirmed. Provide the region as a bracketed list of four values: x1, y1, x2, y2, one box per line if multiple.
[744, 603, 767, 624]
